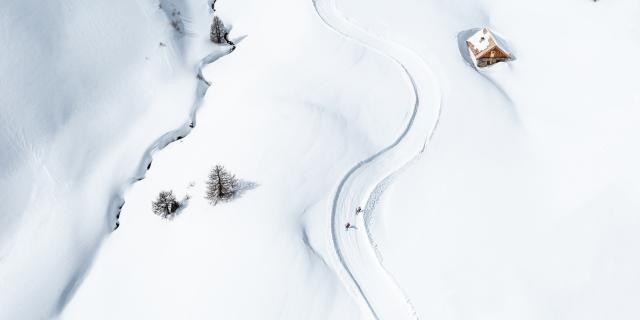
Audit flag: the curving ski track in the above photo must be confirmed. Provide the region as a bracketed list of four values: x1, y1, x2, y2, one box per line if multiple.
[312, 0, 442, 319]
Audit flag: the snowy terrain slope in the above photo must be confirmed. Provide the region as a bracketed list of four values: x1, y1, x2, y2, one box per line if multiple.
[337, 0, 640, 319]
[4, 0, 640, 318]
[0, 0, 222, 318]
[313, 0, 441, 318]
[61, 0, 416, 319]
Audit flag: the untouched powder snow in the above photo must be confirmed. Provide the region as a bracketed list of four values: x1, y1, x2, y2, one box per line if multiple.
[338, 0, 640, 319]
[3, 0, 640, 319]
[0, 0, 225, 318]
[61, 0, 415, 319]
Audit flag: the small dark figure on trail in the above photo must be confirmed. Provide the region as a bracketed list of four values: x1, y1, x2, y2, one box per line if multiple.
[345, 222, 356, 230]
[205, 165, 239, 205]
[152, 190, 180, 218]
[355, 206, 362, 215]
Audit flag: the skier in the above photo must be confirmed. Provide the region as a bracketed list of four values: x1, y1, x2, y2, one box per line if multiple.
[345, 222, 354, 230]
[355, 206, 362, 215]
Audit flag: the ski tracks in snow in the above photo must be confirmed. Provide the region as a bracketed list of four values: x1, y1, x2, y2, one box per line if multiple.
[312, 0, 442, 319]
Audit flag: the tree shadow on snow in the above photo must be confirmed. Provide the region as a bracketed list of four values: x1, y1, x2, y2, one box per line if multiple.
[233, 180, 259, 201]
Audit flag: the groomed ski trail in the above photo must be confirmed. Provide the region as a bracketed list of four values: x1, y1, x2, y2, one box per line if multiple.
[312, 0, 442, 319]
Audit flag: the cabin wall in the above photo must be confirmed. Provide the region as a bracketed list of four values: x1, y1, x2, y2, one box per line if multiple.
[477, 56, 509, 67]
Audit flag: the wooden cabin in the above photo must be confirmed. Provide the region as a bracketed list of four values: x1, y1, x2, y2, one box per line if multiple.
[466, 27, 511, 68]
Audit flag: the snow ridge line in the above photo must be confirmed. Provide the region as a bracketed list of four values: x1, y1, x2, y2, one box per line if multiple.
[114, 47, 234, 230]
[311, 0, 442, 319]
[53, 46, 235, 316]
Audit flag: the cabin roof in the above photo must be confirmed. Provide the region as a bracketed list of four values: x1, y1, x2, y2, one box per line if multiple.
[466, 27, 510, 59]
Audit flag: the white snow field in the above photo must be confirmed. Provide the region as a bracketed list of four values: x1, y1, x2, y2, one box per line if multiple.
[336, 0, 640, 319]
[61, 0, 414, 319]
[0, 0, 228, 318]
[2, 0, 640, 319]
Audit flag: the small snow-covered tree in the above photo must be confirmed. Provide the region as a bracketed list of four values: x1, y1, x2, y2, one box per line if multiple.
[205, 165, 238, 205]
[210, 16, 228, 44]
[152, 190, 180, 218]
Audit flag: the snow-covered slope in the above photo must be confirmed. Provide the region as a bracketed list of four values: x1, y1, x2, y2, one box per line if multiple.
[0, 0, 218, 318]
[60, 0, 415, 319]
[3, 0, 640, 319]
[337, 0, 640, 319]
[312, 0, 442, 318]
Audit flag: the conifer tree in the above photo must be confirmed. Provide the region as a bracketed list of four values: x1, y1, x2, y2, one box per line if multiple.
[210, 16, 227, 44]
[152, 190, 180, 218]
[205, 165, 238, 205]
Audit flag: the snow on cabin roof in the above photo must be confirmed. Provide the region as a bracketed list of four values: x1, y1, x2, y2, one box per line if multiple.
[466, 27, 509, 58]
[467, 28, 493, 52]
